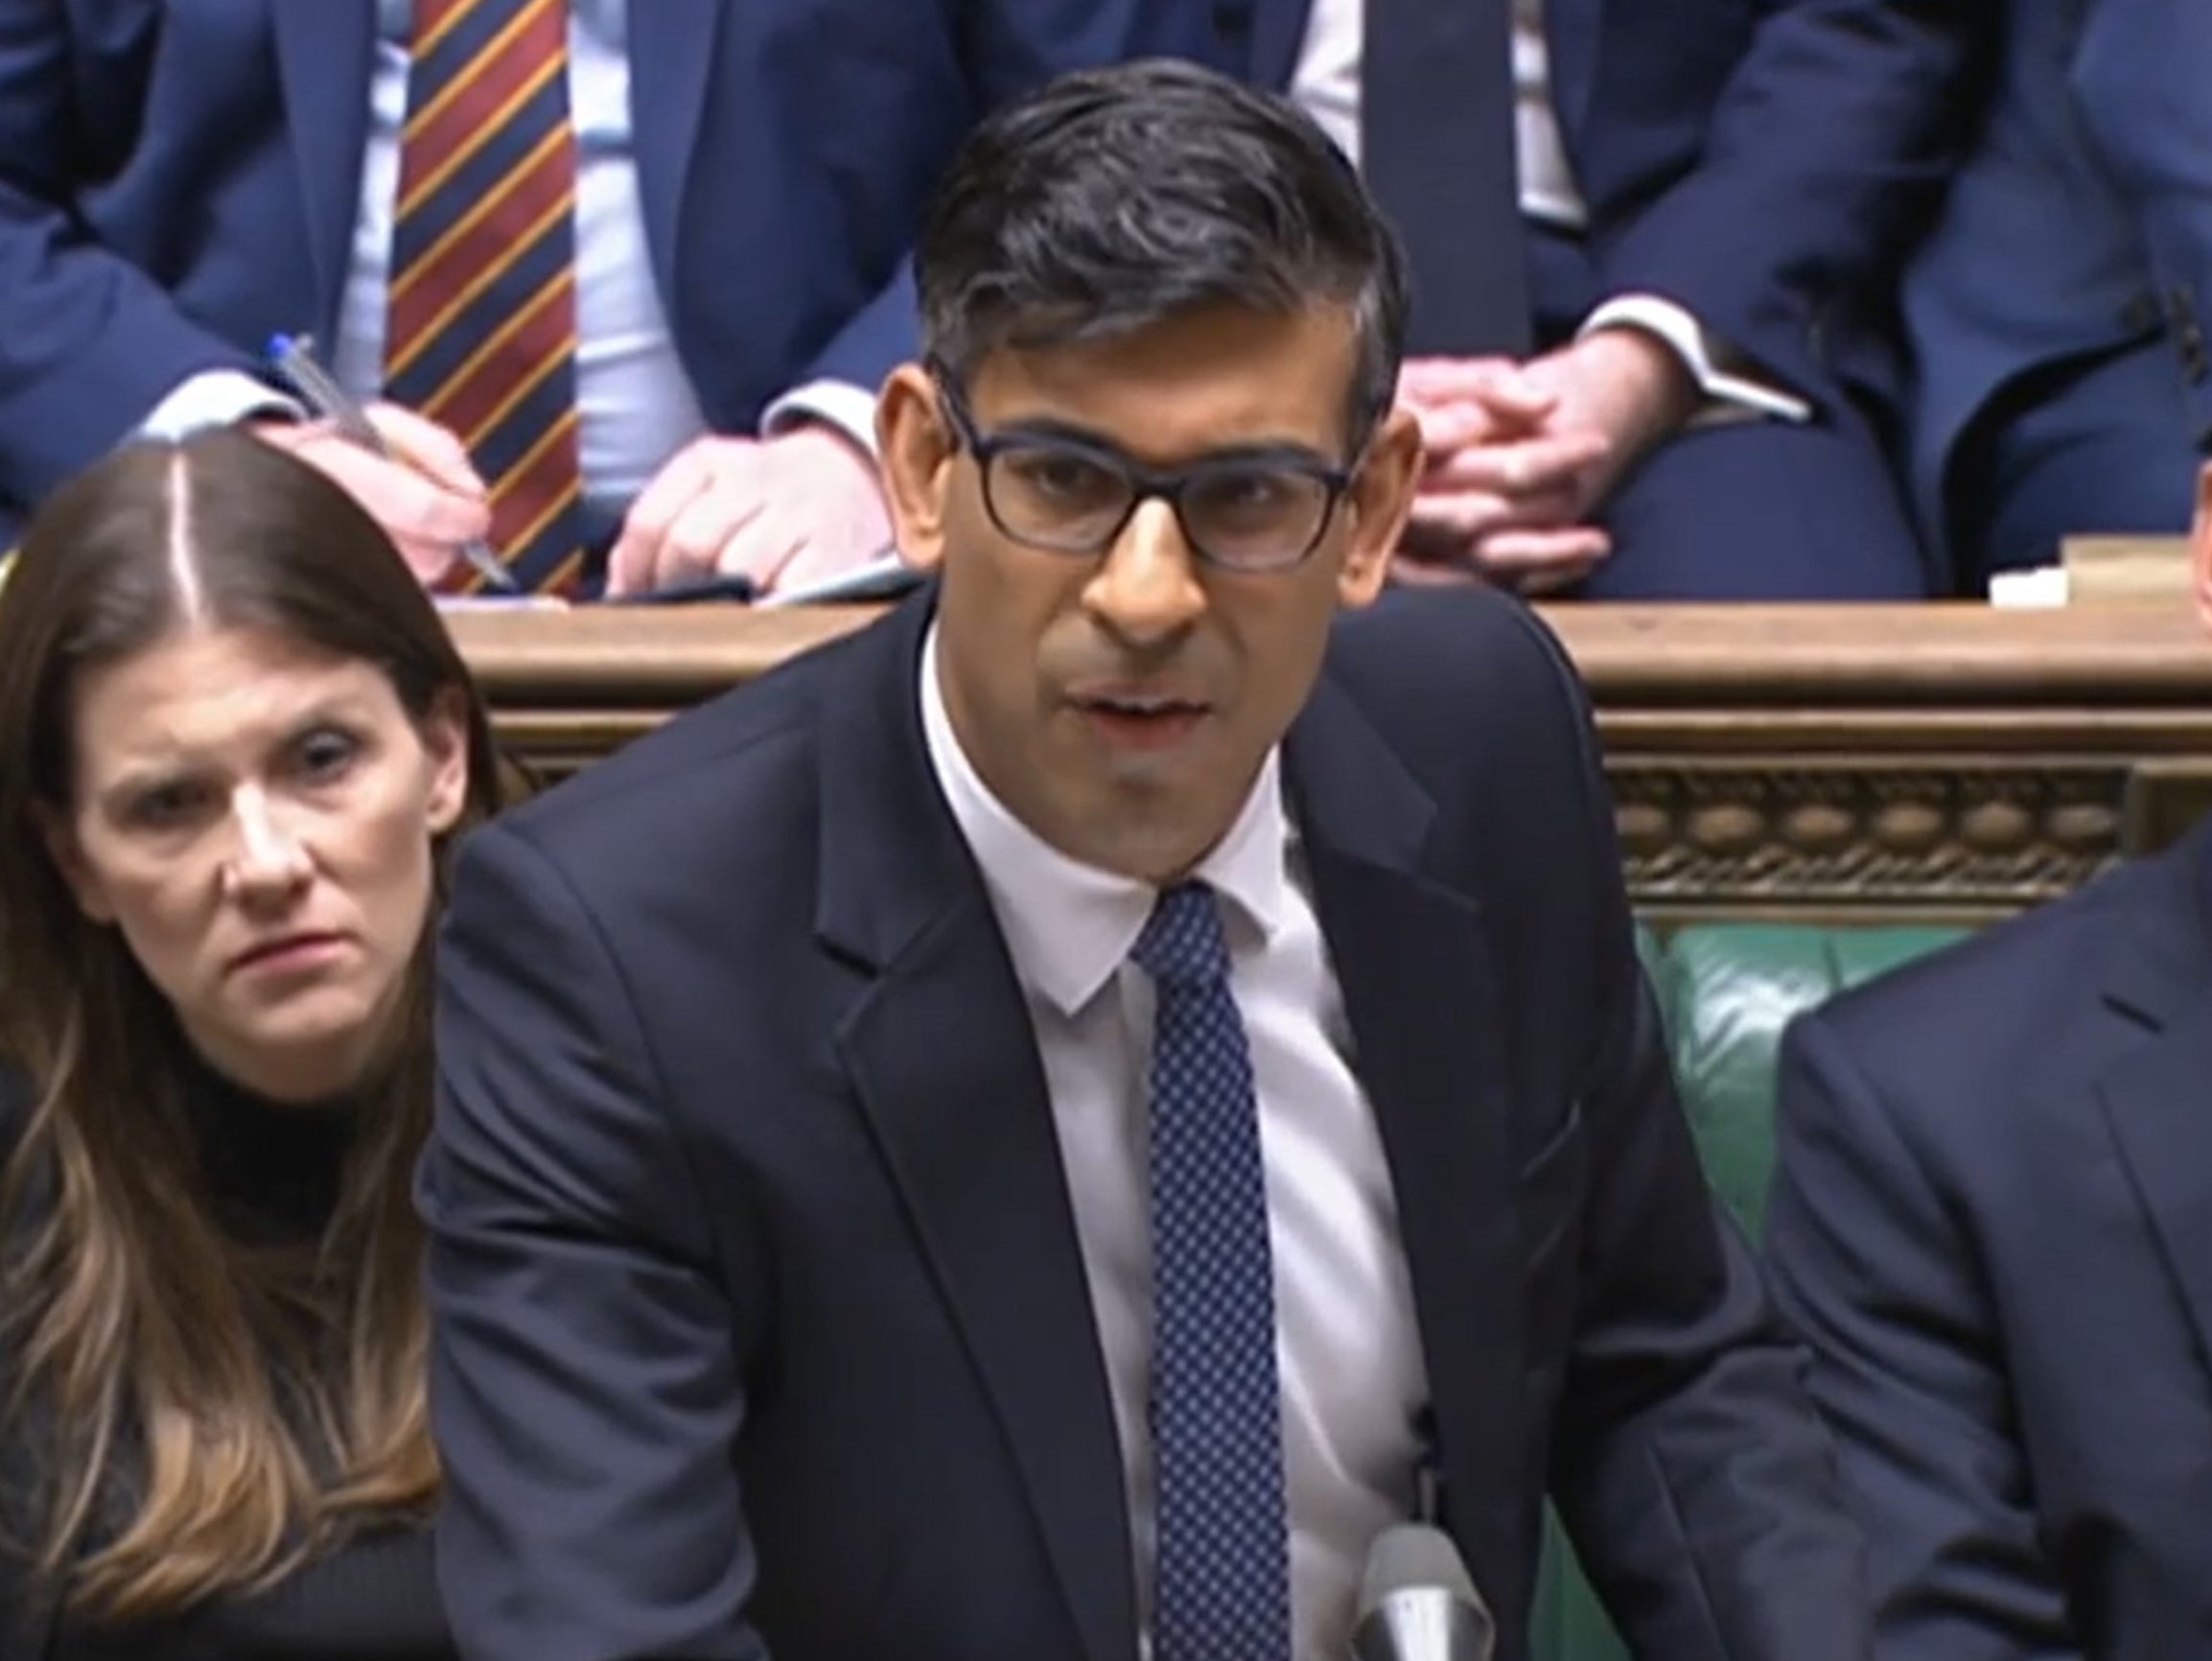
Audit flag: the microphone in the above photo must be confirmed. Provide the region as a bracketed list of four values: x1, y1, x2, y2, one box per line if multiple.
[1349, 1523, 1496, 1661]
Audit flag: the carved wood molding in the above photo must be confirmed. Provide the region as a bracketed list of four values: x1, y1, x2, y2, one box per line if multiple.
[1609, 759, 2131, 913]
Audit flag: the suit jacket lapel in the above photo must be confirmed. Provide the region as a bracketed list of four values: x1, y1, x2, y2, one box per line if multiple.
[1285, 677, 1528, 1614]
[2100, 1011, 2212, 1383]
[625, 0, 725, 325]
[2097, 825, 2212, 1391]
[1543, 0, 1602, 152]
[817, 597, 1137, 1661]
[1249, 0, 1315, 91]
[268, 0, 376, 339]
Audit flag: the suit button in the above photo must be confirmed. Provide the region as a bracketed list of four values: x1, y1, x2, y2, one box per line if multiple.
[2166, 287, 2210, 382]
[2120, 292, 2162, 334]
[2179, 327, 2211, 385]
[1211, 1, 1252, 39]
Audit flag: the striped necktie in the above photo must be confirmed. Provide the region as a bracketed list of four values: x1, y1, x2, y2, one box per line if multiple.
[384, 0, 586, 594]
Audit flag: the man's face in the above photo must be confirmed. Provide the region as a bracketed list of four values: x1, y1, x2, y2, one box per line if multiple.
[882, 303, 1420, 882]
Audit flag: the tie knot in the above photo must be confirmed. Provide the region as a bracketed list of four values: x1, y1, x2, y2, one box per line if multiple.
[1131, 883, 1231, 990]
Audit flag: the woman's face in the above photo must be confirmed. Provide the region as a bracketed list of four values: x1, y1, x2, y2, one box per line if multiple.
[45, 624, 469, 1104]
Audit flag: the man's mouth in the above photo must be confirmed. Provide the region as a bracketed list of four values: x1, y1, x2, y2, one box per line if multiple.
[1071, 690, 1212, 750]
[1079, 691, 1207, 716]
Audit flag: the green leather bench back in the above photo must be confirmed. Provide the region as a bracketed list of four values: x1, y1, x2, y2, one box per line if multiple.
[1531, 922, 1971, 1661]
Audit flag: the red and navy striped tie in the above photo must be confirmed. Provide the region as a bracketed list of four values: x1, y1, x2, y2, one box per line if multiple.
[384, 0, 585, 595]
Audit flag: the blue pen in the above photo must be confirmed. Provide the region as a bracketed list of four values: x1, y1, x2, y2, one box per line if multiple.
[267, 334, 523, 595]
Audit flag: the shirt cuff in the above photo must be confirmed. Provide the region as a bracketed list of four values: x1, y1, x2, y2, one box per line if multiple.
[1579, 294, 1813, 425]
[138, 369, 303, 441]
[760, 378, 880, 460]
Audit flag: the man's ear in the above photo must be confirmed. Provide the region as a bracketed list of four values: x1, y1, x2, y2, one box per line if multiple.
[876, 363, 961, 574]
[1336, 406, 1422, 609]
[2191, 463, 2212, 633]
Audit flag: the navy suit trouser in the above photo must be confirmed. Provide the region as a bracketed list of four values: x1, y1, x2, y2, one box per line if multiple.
[1946, 331, 2200, 586]
[1522, 222, 1933, 599]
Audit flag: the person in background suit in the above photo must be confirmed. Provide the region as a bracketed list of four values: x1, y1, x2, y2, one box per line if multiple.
[1197, 0, 1981, 598]
[0, 0, 1167, 596]
[1765, 461, 2212, 1657]
[0, 429, 501, 1659]
[422, 59, 1868, 1661]
[1900, 0, 2212, 588]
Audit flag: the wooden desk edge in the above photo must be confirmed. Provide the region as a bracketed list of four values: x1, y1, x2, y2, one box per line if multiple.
[444, 598, 2212, 707]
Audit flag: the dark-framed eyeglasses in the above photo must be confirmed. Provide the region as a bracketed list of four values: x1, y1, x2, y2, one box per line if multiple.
[930, 363, 1364, 573]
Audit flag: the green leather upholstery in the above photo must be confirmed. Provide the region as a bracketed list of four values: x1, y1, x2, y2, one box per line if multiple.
[1650, 924, 1968, 1240]
[1529, 922, 1970, 1661]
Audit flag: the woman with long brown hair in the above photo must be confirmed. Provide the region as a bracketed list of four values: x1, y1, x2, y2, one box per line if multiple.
[0, 429, 501, 1658]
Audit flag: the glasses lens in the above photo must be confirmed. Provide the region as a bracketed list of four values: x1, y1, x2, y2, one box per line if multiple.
[1181, 463, 1334, 570]
[986, 444, 1135, 550]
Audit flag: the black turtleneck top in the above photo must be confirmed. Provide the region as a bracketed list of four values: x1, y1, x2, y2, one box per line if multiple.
[0, 1057, 454, 1661]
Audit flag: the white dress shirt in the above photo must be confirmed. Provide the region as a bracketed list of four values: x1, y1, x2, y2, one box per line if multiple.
[142, 0, 878, 513]
[919, 629, 1430, 1660]
[1292, 0, 1811, 422]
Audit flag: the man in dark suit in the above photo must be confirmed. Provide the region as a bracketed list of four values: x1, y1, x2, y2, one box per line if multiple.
[1900, 0, 2212, 587]
[1199, 0, 1979, 598]
[1766, 466, 2212, 1657]
[0, 0, 1164, 594]
[423, 60, 1867, 1661]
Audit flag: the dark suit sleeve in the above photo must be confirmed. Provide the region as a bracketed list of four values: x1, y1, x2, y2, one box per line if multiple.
[1591, 0, 1988, 400]
[1764, 1013, 2084, 1660]
[0, 9, 260, 511]
[790, 0, 1195, 397]
[2070, 0, 2212, 440]
[422, 820, 769, 1661]
[790, 258, 916, 405]
[1518, 614, 1869, 1658]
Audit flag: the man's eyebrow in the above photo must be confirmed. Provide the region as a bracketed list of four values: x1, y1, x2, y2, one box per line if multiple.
[983, 413, 1124, 448]
[981, 416, 1339, 467]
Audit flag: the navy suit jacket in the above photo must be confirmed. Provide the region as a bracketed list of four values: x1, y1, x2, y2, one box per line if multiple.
[0, 0, 1171, 540]
[422, 584, 1868, 1661]
[1768, 819, 2212, 1658]
[1209, 0, 1981, 410]
[1899, 0, 2212, 530]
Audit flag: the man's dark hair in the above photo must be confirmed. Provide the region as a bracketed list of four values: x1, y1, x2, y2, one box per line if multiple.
[917, 58, 1409, 450]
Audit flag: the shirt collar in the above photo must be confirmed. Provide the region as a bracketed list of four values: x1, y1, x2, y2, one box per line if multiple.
[920, 626, 1290, 1017]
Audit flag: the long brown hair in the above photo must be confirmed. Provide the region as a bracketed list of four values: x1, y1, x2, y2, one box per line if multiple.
[0, 430, 501, 1620]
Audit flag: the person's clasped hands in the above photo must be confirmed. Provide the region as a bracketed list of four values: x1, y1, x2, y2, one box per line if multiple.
[1392, 328, 1694, 595]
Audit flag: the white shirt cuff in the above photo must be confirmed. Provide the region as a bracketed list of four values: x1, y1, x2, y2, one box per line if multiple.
[1579, 294, 1813, 425]
[761, 379, 880, 460]
[138, 369, 302, 440]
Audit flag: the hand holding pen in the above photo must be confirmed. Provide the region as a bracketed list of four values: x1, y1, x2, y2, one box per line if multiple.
[260, 335, 521, 594]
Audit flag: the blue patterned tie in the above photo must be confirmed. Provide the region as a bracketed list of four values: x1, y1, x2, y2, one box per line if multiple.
[1132, 883, 1292, 1661]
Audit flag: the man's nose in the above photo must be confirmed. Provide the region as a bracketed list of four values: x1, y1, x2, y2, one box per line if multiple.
[1082, 497, 1208, 644]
